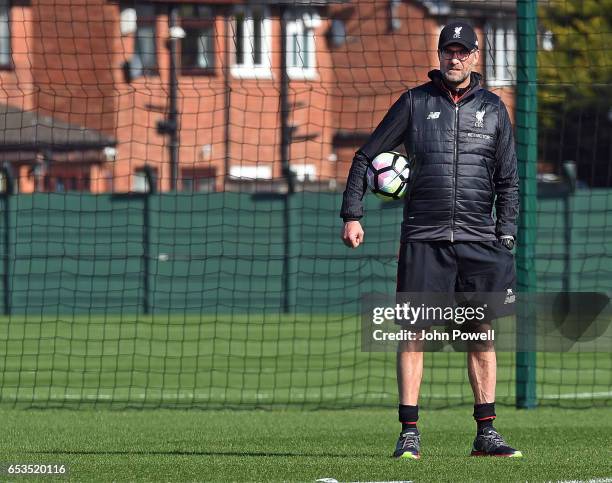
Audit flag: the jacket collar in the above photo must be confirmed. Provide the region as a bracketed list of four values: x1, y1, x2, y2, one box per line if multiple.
[428, 69, 482, 103]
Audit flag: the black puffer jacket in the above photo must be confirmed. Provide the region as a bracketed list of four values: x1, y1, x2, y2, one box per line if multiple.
[340, 70, 519, 242]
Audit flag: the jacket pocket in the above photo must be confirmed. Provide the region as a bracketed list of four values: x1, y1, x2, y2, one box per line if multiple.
[484, 160, 495, 210]
[483, 160, 494, 191]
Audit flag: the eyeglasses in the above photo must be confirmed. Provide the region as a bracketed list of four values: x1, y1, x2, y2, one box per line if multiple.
[439, 47, 476, 61]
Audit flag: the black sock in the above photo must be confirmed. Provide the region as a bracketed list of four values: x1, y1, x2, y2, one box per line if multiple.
[399, 404, 418, 432]
[473, 403, 496, 431]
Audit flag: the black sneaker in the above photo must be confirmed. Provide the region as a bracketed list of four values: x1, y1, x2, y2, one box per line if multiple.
[393, 428, 420, 459]
[471, 427, 522, 457]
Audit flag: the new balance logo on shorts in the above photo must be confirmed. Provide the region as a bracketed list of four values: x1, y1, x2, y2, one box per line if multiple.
[427, 111, 440, 119]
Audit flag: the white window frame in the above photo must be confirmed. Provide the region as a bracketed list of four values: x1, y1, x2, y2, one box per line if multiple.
[179, 5, 216, 72]
[485, 21, 516, 87]
[291, 164, 317, 182]
[132, 168, 155, 193]
[0, 0, 10, 67]
[129, 3, 157, 79]
[229, 165, 272, 180]
[230, 6, 272, 79]
[286, 10, 319, 80]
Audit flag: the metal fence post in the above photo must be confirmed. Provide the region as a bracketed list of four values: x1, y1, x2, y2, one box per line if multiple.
[516, 0, 538, 409]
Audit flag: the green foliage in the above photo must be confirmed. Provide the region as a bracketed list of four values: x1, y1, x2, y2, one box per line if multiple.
[538, 0, 611, 91]
[537, 0, 612, 181]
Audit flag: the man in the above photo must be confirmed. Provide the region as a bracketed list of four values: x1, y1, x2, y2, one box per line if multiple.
[339, 22, 521, 459]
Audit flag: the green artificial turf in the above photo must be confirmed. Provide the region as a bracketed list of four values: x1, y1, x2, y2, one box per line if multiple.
[1, 407, 611, 482]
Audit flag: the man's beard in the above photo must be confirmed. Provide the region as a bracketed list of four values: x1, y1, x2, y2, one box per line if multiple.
[442, 69, 470, 87]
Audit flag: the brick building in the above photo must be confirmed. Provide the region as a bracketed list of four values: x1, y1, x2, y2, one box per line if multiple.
[0, 0, 516, 193]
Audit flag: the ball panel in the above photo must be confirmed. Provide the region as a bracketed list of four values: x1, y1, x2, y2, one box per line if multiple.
[378, 172, 402, 193]
[371, 152, 396, 171]
[394, 157, 410, 172]
[366, 151, 411, 201]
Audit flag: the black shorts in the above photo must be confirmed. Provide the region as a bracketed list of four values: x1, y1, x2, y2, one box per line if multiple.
[396, 240, 517, 322]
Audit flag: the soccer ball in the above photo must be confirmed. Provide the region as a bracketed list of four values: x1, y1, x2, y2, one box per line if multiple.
[366, 151, 411, 201]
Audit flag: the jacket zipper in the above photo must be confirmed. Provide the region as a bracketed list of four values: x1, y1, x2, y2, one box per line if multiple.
[450, 104, 459, 242]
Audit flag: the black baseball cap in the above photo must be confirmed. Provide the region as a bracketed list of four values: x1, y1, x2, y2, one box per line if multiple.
[438, 21, 479, 51]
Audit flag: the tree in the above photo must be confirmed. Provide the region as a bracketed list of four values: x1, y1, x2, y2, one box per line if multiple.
[538, 0, 612, 187]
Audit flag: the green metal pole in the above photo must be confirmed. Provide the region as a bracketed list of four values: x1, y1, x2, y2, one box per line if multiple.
[515, 0, 538, 408]
[279, 5, 296, 313]
[1, 172, 11, 315]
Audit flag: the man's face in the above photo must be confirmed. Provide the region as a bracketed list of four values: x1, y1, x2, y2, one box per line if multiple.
[438, 44, 480, 85]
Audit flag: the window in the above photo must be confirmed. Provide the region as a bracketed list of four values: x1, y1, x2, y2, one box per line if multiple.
[131, 3, 157, 78]
[328, 19, 346, 48]
[179, 5, 215, 73]
[231, 6, 271, 78]
[0, 0, 10, 68]
[291, 164, 316, 182]
[286, 10, 319, 80]
[540, 29, 553, 51]
[50, 169, 90, 192]
[485, 21, 516, 87]
[389, 0, 402, 32]
[132, 167, 157, 193]
[180, 168, 215, 192]
[229, 165, 272, 180]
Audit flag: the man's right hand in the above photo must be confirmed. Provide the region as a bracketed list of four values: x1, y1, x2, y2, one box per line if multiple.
[341, 221, 364, 248]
